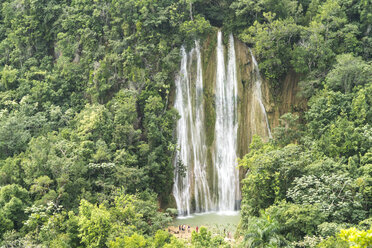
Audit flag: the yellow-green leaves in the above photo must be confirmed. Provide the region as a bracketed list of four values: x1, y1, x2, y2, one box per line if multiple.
[339, 228, 372, 248]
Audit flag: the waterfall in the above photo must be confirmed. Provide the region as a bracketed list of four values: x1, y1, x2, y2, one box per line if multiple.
[214, 31, 240, 211]
[192, 41, 213, 213]
[173, 41, 212, 216]
[173, 32, 241, 215]
[173, 46, 191, 215]
[250, 50, 273, 139]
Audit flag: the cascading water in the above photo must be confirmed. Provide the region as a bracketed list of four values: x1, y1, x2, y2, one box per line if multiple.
[214, 32, 240, 212]
[173, 32, 241, 216]
[250, 50, 273, 138]
[173, 41, 212, 216]
[192, 41, 213, 213]
[173, 46, 191, 215]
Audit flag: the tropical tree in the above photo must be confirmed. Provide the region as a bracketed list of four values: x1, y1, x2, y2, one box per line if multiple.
[241, 215, 284, 248]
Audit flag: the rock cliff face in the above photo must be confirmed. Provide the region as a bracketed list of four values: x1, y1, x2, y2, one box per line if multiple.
[234, 38, 305, 156]
[201, 33, 305, 158]
[170, 31, 306, 212]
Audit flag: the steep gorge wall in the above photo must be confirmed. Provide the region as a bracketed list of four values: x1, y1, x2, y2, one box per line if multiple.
[170, 32, 305, 210]
[197, 32, 305, 159]
[201, 34, 217, 197]
[234, 38, 306, 156]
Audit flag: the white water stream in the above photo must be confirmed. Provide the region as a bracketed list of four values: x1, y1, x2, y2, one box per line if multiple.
[174, 33, 271, 216]
[214, 32, 240, 211]
[250, 50, 273, 138]
[173, 42, 212, 216]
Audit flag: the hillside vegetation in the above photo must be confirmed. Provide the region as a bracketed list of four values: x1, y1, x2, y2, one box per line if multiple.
[0, 0, 371, 247]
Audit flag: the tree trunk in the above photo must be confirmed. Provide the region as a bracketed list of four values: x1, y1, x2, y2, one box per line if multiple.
[189, 2, 193, 21]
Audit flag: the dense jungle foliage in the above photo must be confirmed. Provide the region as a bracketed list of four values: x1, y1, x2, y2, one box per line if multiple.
[0, 0, 371, 247]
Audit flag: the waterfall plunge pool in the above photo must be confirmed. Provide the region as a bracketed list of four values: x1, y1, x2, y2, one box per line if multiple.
[172, 211, 240, 233]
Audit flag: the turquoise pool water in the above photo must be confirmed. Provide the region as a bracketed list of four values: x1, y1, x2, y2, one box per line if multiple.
[172, 211, 240, 233]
